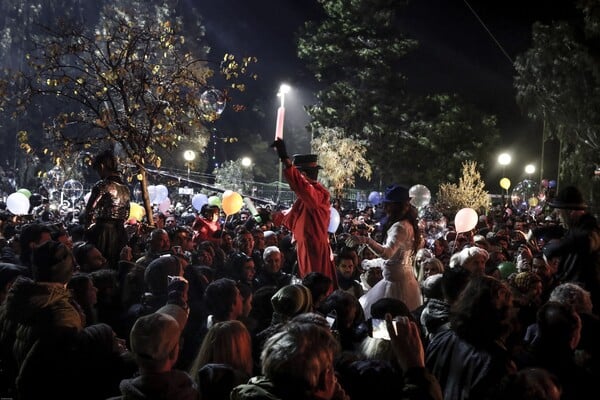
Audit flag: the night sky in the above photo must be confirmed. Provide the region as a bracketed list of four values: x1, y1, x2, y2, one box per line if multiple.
[193, 0, 575, 181]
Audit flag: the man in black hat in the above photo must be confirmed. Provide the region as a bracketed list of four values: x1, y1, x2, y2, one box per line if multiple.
[271, 139, 336, 288]
[545, 185, 600, 315]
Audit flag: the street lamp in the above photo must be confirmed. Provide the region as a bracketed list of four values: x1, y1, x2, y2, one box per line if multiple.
[275, 83, 291, 203]
[241, 157, 252, 168]
[183, 150, 196, 183]
[524, 164, 535, 179]
[498, 152, 512, 204]
[498, 153, 512, 169]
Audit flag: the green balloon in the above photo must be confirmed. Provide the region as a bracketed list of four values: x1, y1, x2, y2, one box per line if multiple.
[208, 195, 221, 208]
[497, 261, 517, 279]
[17, 188, 32, 199]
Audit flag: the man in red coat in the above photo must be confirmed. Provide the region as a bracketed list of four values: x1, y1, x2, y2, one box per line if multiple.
[271, 139, 337, 289]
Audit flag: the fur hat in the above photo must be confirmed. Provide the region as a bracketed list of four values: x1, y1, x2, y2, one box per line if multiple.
[130, 312, 180, 362]
[292, 154, 322, 170]
[271, 284, 313, 317]
[31, 240, 74, 284]
[382, 184, 410, 203]
[548, 185, 587, 210]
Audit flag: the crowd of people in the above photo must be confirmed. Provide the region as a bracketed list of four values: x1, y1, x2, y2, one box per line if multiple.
[0, 148, 598, 400]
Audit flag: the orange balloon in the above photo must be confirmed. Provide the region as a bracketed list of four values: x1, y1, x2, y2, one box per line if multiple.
[221, 190, 243, 215]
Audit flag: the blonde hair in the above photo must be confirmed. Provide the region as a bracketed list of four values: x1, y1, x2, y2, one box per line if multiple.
[189, 320, 253, 380]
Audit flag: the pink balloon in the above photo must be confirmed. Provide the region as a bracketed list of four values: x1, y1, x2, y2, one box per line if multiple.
[158, 197, 171, 213]
[454, 208, 478, 233]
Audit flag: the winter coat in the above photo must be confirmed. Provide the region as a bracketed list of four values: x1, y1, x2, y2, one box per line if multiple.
[425, 328, 515, 400]
[0, 276, 82, 397]
[117, 370, 199, 400]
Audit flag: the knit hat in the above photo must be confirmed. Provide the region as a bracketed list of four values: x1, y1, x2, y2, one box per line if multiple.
[270, 284, 313, 317]
[31, 240, 74, 284]
[548, 185, 587, 210]
[144, 255, 181, 296]
[130, 312, 180, 362]
[511, 272, 542, 293]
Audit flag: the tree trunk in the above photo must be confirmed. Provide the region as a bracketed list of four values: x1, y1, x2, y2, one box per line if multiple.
[138, 166, 155, 226]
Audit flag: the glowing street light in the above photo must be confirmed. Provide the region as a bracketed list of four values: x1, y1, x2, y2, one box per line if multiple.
[275, 83, 291, 202]
[183, 150, 196, 182]
[498, 153, 512, 167]
[497, 153, 512, 203]
[524, 164, 536, 177]
[241, 157, 252, 168]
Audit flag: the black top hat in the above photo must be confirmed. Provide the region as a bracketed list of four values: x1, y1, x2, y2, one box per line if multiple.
[382, 184, 410, 203]
[292, 154, 322, 170]
[548, 185, 587, 210]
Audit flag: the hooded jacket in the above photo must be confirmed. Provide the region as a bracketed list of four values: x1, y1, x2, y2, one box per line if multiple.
[118, 370, 199, 400]
[0, 276, 82, 398]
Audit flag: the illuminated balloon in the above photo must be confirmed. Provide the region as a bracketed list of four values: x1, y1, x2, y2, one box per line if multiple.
[200, 88, 226, 120]
[454, 207, 478, 233]
[548, 180, 557, 188]
[155, 184, 169, 203]
[510, 179, 545, 214]
[499, 178, 511, 191]
[328, 207, 340, 233]
[222, 190, 243, 215]
[62, 179, 84, 201]
[419, 205, 447, 240]
[528, 197, 539, 207]
[147, 185, 157, 203]
[208, 195, 221, 208]
[17, 188, 31, 199]
[409, 184, 431, 208]
[129, 202, 146, 221]
[6, 192, 30, 215]
[541, 179, 549, 188]
[192, 193, 208, 211]
[368, 191, 381, 205]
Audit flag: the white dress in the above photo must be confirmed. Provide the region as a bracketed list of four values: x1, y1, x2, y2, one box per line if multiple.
[359, 220, 423, 319]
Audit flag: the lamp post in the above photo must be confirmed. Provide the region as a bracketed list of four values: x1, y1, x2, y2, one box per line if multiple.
[275, 83, 291, 203]
[498, 152, 512, 205]
[524, 164, 535, 180]
[183, 150, 196, 183]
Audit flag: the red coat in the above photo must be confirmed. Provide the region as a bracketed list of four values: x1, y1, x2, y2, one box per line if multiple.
[282, 165, 336, 287]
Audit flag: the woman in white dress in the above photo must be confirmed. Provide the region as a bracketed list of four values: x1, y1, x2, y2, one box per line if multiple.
[346, 184, 422, 318]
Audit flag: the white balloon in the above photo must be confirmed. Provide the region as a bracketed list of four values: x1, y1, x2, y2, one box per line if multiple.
[155, 184, 169, 203]
[454, 207, 478, 233]
[147, 185, 157, 203]
[192, 193, 208, 211]
[6, 192, 30, 215]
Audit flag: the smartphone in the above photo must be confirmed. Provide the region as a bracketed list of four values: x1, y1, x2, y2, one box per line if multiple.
[369, 318, 396, 340]
[325, 311, 337, 329]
